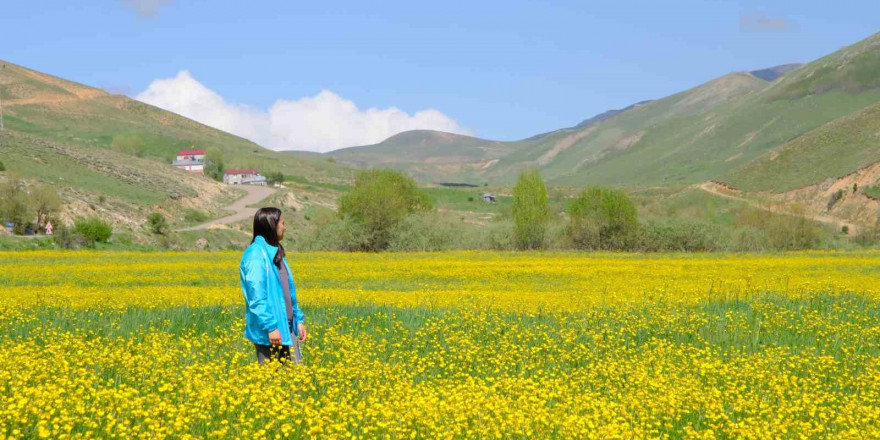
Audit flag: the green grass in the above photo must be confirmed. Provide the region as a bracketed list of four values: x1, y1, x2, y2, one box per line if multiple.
[864, 186, 880, 200]
[722, 102, 880, 192]
[0, 130, 174, 204]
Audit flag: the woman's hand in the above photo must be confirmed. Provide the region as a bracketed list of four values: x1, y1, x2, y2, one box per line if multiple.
[297, 323, 308, 342]
[268, 329, 282, 346]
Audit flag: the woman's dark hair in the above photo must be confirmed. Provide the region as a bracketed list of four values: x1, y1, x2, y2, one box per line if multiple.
[252, 207, 285, 266]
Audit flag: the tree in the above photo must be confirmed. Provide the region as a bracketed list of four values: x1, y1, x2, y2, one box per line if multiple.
[74, 217, 112, 247]
[266, 171, 285, 185]
[512, 168, 549, 250]
[567, 186, 638, 250]
[204, 149, 225, 182]
[31, 184, 62, 230]
[147, 212, 169, 236]
[0, 172, 31, 234]
[338, 169, 432, 251]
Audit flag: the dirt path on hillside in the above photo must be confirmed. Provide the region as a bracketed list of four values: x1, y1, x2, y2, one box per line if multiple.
[697, 181, 860, 235]
[176, 185, 276, 232]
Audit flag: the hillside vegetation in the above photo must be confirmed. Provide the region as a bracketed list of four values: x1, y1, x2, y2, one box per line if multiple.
[0, 60, 353, 246]
[309, 32, 880, 193]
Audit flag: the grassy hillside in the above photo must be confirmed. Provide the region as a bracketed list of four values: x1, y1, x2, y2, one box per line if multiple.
[768, 33, 880, 100]
[0, 60, 356, 247]
[313, 31, 880, 192]
[0, 60, 352, 185]
[722, 102, 880, 192]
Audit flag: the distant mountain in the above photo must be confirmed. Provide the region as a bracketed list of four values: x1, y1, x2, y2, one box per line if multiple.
[749, 63, 803, 82]
[315, 31, 880, 192]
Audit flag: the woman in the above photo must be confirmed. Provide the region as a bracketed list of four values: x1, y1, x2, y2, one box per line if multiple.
[239, 207, 307, 364]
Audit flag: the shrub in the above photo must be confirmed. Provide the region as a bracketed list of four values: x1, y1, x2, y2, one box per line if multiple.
[184, 209, 209, 224]
[74, 217, 112, 247]
[147, 212, 169, 235]
[266, 171, 285, 185]
[735, 206, 825, 250]
[637, 218, 725, 252]
[53, 224, 86, 249]
[387, 212, 464, 251]
[338, 169, 432, 251]
[294, 215, 372, 251]
[204, 150, 225, 182]
[827, 189, 845, 211]
[0, 160, 5, 171]
[0, 173, 31, 235]
[567, 187, 638, 250]
[512, 169, 549, 250]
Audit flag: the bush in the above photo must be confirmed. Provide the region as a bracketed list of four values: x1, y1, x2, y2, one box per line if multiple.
[204, 150, 225, 182]
[512, 169, 549, 250]
[637, 218, 726, 252]
[147, 212, 169, 235]
[53, 224, 86, 249]
[567, 187, 638, 250]
[74, 217, 112, 247]
[294, 215, 373, 251]
[0, 173, 31, 235]
[266, 171, 285, 185]
[735, 206, 825, 250]
[184, 209, 209, 224]
[0, 161, 5, 171]
[387, 212, 465, 251]
[338, 169, 432, 251]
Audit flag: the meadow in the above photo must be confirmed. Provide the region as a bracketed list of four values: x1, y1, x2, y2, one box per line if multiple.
[3, 250, 880, 439]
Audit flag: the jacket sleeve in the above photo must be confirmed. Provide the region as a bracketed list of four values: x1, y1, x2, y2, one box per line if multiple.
[289, 263, 305, 324]
[241, 258, 278, 333]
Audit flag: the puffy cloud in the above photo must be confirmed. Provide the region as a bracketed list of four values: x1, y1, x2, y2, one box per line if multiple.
[135, 71, 470, 152]
[119, 0, 173, 19]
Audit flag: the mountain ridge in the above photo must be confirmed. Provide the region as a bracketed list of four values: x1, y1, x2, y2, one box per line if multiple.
[309, 32, 880, 191]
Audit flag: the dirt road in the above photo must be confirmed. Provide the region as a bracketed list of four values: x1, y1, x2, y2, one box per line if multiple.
[176, 185, 276, 232]
[697, 181, 859, 235]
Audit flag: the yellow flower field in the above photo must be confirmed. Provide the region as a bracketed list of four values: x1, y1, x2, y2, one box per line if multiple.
[2, 250, 880, 439]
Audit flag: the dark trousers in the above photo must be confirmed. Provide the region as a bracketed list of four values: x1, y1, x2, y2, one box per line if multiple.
[255, 319, 302, 365]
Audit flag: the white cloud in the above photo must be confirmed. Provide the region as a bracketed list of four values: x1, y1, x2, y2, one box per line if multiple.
[135, 70, 471, 152]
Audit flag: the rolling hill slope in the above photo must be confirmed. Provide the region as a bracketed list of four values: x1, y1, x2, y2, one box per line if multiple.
[316, 31, 880, 191]
[0, 60, 354, 242]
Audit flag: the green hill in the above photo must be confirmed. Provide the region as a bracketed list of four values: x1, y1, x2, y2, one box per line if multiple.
[0, 60, 354, 245]
[0, 61, 351, 187]
[314, 32, 880, 192]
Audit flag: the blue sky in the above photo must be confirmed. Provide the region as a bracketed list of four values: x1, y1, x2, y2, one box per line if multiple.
[2, 1, 878, 151]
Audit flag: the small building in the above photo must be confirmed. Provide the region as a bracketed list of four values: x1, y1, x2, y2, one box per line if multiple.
[171, 148, 206, 174]
[176, 149, 206, 162]
[224, 169, 267, 186]
[482, 193, 496, 203]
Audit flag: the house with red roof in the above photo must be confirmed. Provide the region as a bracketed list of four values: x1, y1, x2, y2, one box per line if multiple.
[171, 148, 206, 174]
[223, 169, 267, 186]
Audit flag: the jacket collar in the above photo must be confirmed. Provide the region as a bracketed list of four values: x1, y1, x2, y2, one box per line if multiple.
[252, 235, 278, 253]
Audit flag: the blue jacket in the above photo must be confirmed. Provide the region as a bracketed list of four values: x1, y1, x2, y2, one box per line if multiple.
[239, 235, 304, 346]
